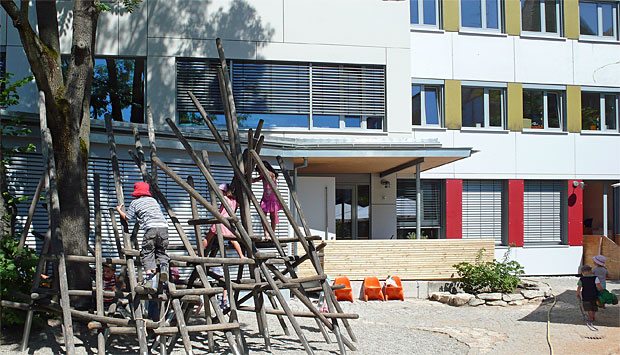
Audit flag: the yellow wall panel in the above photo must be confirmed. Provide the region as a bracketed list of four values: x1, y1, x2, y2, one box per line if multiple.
[507, 83, 523, 132]
[443, 0, 460, 31]
[567, 86, 581, 133]
[505, 0, 521, 36]
[445, 80, 462, 130]
[564, 0, 580, 39]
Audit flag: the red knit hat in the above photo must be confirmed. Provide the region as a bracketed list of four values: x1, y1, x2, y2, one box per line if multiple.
[131, 182, 151, 197]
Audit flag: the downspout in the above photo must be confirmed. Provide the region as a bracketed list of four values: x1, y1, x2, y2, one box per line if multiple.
[293, 158, 308, 257]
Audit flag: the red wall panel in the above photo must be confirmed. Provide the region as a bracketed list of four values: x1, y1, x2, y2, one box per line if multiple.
[508, 180, 524, 247]
[445, 179, 462, 239]
[567, 180, 583, 246]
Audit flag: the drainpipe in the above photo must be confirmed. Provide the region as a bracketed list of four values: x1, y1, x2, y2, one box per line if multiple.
[293, 158, 308, 256]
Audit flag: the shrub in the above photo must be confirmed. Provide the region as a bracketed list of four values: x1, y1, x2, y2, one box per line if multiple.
[453, 248, 524, 294]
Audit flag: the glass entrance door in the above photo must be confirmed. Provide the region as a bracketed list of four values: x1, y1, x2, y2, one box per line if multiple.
[336, 184, 370, 240]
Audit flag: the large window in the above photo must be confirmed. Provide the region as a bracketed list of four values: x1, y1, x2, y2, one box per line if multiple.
[523, 89, 563, 130]
[462, 86, 505, 128]
[412, 84, 442, 126]
[396, 180, 442, 239]
[177, 60, 386, 130]
[461, 0, 502, 31]
[580, 1, 618, 39]
[410, 0, 440, 27]
[462, 180, 504, 244]
[581, 91, 619, 131]
[524, 180, 564, 244]
[521, 0, 561, 34]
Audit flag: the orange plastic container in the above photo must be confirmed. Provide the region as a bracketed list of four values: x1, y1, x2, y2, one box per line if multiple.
[334, 276, 354, 302]
[363, 276, 385, 301]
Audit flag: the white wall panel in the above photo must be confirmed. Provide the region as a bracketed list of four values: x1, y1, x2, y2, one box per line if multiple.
[410, 31, 453, 79]
[370, 173, 396, 239]
[573, 41, 620, 87]
[452, 34, 514, 82]
[119, 2, 148, 56]
[386, 47, 413, 133]
[452, 131, 516, 177]
[58, 2, 119, 55]
[146, 56, 176, 126]
[283, 0, 409, 48]
[515, 132, 575, 177]
[497, 246, 582, 275]
[147, 0, 282, 43]
[297, 177, 335, 240]
[515, 37, 573, 85]
[575, 134, 620, 178]
[147, 37, 257, 59]
[257, 42, 386, 65]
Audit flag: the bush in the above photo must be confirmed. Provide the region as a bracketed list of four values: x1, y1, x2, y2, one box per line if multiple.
[453, 248, 524, 294]
[0, 234, 39, 326]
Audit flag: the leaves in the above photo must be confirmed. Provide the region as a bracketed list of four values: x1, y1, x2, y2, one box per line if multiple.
[453, 247, 524, 294]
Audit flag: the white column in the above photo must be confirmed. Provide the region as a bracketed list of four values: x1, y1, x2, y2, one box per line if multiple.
[603, 183, 608, 238]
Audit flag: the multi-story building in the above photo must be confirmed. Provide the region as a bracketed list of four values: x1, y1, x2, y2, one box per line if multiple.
[2, 0, 618, 276]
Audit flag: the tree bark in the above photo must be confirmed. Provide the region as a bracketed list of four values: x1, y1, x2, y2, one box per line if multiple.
[106, 58, 123, 121]
[130, 59, 144, 123]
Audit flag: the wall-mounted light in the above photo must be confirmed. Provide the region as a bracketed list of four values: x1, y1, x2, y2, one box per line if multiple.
[572, 180, 585, 189]
[380, 179, 391, 189]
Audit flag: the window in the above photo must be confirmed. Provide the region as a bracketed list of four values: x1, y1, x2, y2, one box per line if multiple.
[86, 57, 145, 123]
[524, 181, 564, 244]
[580, 1, 619, 39]
[462, 180, 504, 244]
[410, 0, 440, 27]
[177, 60, 386, 130]
[521, 0, 561, 34]
[461, 0, 502, 31]
[581, 91, 619, 131]
[396, 180, 442, 239]
[462, 86, 505, 128]
[412, 84, 442, 126]
[523, 89, 563, 130]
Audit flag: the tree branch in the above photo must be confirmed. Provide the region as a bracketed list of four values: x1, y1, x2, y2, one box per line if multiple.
[19, 0, 28, 17]
[36, 0, 61, 57]
[1, 1, 21, 21]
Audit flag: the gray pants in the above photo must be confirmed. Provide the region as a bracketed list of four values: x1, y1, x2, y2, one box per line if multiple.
[141, 227, 169, 271]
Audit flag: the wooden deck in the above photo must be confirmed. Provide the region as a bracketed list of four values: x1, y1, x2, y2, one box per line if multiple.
[298, 239, 495, 280]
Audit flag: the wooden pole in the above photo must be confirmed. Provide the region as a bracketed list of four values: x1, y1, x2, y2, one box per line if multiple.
[94, 174, 106, 355]
[145, 107, 158, 182]
[17, 174, 44, 250]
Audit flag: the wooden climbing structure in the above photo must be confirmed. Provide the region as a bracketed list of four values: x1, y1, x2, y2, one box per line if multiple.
[1, 38, 358, 355]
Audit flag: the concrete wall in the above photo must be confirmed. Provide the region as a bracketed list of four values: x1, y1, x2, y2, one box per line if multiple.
[495, 245, 583, 275]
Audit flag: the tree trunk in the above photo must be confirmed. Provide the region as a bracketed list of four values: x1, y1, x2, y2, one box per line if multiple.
[106, 58, 123, 121]
[130, 59, 144, 123]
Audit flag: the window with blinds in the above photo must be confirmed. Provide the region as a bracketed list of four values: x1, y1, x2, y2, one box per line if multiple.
[462, 180, 504, 244]
[176, 59, 386, 128]
[524, 180, 563, 244]
[396, 180, 442, 238]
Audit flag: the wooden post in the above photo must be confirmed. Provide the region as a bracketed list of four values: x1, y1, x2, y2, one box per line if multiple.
[38, 91, 75, 354]
[145, 107, 158, 183]
[94, 174, 106, 355]
[17, 174, 44, 250]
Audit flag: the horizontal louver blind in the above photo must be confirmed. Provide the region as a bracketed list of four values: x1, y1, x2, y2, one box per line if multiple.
[396, 180, 441, 229]
[232, 62, 310, 114]
[9, 153, 289, 279]
[462, 180, 503, 244]
[524, 181, 562, 244]
[176, 59, 224, 113]
[312, 64, 385, 117]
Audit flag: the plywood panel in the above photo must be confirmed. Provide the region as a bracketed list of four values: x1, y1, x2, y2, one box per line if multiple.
[297, 239, 495, 280]
[583, 235, 620, 280]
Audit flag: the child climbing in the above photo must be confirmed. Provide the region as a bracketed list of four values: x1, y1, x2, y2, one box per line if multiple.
[202, 183, 244, 258]
[253, 160, 282, 239]
[577, 264, 603, 322]
[116, 182, 169, 292]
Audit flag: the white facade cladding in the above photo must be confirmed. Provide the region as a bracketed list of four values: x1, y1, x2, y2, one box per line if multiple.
[1, 0, 619, 277]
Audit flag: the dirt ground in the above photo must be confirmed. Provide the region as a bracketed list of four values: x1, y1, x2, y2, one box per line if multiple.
[0, 276, 618, 354]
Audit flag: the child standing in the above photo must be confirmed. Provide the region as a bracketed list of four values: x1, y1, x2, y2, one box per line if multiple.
[116, 182, 169, 291]
[577, 265, 603, 321]
[102, 264, 117, 306]
[592, 255, 609, 289]
[202, 183, 244, 258]
[253, 161, 282, 239]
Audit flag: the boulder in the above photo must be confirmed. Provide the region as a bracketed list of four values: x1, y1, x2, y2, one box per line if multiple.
[519, 280, 539, 289]
[486, 300, 508, 306]
[478, 292, 503, 301]
[502, 293, 525, 302]
[430, 292, 451, 303]
[449, 293, 474, 307]
[468, 298, 486, 306]
[508, 300, 524, 306]
[541, 287, 553, 298]
[521, 290, 545, 299]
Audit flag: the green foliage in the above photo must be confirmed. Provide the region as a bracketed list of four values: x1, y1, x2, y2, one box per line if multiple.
[581, 107, 600, 130]
[406, 231, 428, 239]
[0, 234, 39, 326]
[453, 248, 524, 294]
[95, 0, 143, 13]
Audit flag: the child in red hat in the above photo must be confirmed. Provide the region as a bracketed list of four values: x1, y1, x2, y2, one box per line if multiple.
[116, 182, 169, 292]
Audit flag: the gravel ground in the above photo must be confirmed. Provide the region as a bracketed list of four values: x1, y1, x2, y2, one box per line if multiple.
[1, 277, 618, 354]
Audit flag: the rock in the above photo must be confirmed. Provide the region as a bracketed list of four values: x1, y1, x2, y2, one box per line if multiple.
[508, 300, 524, 306]
[478, 292, 503, 301]
[486, 300, 508, 306]
[521, 290, 545, 299]
[502, 293, 524, 302]
[519, 280, 539, 289]
[541, 287, 553, 298]
[468, 298, 486, 306]
[449, 293, 474, 306]
[430, 292, 451, 303]
[527, 297, 543, 305]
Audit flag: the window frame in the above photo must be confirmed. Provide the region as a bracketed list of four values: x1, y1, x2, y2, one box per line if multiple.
[461, 85, 507, 130]
[579, 0, 619, 41]
[410, 0, 441, 29]
[581, 90, 620, 132]
[396, 179, 443, 239]
[459, 0, 504, 33]
[520, 0, 563, 36]
[411, 82, 444, 127]
[522, 88, 565, 131]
